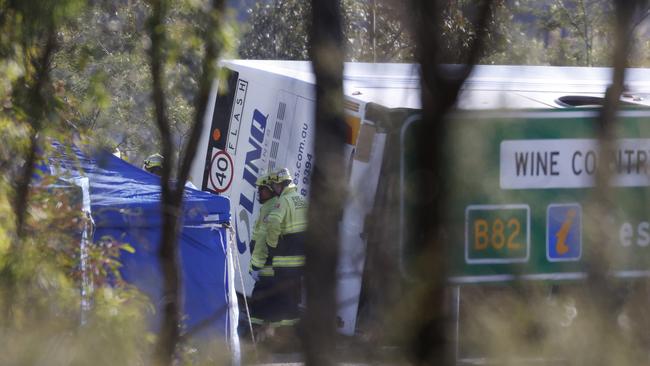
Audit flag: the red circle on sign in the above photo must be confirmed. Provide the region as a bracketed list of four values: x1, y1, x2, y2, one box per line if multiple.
[209, 150, 234, 193]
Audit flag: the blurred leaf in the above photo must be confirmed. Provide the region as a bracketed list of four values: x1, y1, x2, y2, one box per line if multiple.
[120, 243, 136, 254]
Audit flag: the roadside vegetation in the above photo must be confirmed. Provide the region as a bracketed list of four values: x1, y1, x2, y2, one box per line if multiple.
[2, 0, 650, 365]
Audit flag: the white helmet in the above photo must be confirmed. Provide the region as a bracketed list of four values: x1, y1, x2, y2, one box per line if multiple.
[271, 167, 292, 184]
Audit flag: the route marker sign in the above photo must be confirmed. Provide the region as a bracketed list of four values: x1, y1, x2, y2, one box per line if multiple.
[465, 205, 530, 264]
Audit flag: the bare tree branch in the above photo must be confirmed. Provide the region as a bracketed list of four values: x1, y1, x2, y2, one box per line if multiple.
[631, 4, 650, 29]
[176, 0, 225, 192]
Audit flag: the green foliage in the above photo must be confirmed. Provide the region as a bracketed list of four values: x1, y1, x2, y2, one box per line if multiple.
[238, 0, 311, 60]
[235, 0, 551, 64]
[52, 0, 238, 166]
[1, 1, 156, 364]
[1, 0, 239, 361]
[0, 134, 153, 365]
[5, 0, 650, 364]
[238, 0, 415, 62]
[532, 0, 614, 66]
[342, 0, 415, 62]
[52, 1, 156, 161]
[237, 0, 650, 68]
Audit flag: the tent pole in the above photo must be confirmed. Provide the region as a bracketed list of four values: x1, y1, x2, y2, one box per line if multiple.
[226, 225, 245, 366]
[75, 177, 93, 326]
[227, 225, 259, 362]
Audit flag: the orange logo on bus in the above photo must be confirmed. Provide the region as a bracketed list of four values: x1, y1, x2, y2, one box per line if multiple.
[213, 128, 222, 141]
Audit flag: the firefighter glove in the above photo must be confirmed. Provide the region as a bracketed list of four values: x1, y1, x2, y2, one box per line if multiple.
[250, 270, 260, 282]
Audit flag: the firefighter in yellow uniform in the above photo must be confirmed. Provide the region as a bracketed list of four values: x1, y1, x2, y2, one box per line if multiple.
[248, 173, 277, 336]
[265, 168, 308, 337]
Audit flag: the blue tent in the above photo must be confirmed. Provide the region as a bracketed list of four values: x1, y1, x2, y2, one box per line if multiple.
[49, 144, 234, 340]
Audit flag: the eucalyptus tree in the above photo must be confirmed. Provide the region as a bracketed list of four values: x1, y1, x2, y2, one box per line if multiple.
[239, 0, 415, 62]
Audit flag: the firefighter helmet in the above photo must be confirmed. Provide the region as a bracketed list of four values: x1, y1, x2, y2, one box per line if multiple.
[143, 153, 163, 171]
[272, 168, 292, 184]
[255, 173, 273, 188]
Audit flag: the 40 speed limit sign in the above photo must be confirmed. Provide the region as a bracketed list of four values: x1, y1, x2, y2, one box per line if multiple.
[207, 148, 234, 193]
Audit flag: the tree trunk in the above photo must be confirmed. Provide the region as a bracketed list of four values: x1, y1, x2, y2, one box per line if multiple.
[406, 1, 493, 365]
[148, 2, 180, 365]
[586, 1, 635, 365]
[6, 30, 57, 326]
[149, 1, 225, 365]
[305, 0, 346, 365]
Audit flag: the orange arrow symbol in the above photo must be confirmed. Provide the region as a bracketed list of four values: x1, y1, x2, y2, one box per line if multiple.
[555, 209, 577, 255]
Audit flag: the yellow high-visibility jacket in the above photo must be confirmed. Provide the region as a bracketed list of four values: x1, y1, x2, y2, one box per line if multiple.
[265, 185, 308, 247]
[249, 196, 278, 276]
[265, 185, 308, 269]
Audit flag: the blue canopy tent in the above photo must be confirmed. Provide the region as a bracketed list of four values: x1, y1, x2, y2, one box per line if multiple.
[48, 144, 238, 348]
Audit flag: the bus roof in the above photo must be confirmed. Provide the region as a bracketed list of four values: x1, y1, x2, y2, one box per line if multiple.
[224, 60, 650, 109]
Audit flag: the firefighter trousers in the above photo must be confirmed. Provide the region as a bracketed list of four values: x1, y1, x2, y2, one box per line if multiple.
[268, 232, 306, 326]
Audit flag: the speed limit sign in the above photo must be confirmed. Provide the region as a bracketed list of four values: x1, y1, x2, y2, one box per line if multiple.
[208, 148, 234, 193]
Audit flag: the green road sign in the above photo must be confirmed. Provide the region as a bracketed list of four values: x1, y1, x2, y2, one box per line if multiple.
[401, 109, 650, 283]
